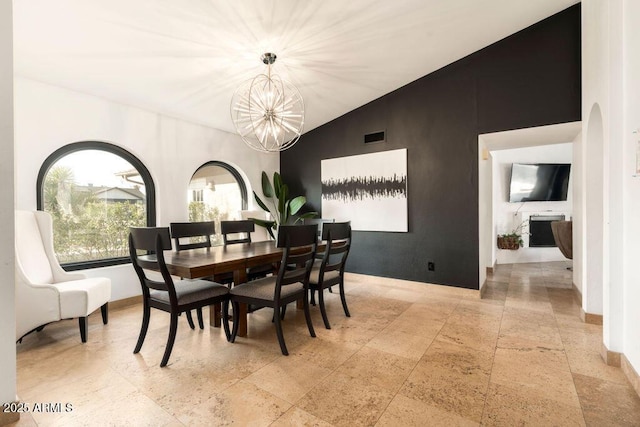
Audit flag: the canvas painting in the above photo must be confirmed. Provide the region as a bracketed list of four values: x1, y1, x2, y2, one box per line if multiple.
[321, 148, 408, 232]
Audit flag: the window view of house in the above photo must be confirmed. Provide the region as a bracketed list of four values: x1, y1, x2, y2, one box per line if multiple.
[42, 149, 147, 264]
[188, 163, 245, 246]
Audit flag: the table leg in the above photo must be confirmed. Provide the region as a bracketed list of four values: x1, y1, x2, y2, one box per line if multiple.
[210, 302, 221, 327]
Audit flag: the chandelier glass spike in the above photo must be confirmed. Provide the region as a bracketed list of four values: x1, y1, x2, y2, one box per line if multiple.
[231, 53, 304, 153]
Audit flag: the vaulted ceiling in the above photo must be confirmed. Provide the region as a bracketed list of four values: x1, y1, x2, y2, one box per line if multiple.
[13, 0, 578, 135]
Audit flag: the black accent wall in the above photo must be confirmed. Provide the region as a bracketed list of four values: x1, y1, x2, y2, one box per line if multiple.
[281, 5, 581, 290]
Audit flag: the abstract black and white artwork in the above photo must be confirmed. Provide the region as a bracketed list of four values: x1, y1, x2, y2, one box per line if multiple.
[321, 148, 407, 232]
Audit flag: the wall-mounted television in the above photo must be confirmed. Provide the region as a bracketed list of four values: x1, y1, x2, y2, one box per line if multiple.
[509, 163, 571, 202]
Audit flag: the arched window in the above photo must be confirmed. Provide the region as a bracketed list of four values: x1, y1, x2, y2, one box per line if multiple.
[188, 161, 247, 245]
[37, 141, 155, 270]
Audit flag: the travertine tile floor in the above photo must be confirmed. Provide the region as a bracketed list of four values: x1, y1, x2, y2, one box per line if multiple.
[10, 262, 640, 426]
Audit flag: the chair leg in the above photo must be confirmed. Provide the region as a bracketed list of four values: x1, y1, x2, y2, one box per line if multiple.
[221, 300, 231, 341]
[185, 310, 195, 329]
[280, 304, 287, 320]
[101, 302, 109, 324]
[339, 280, 351, 317]
[310, 289, 316, 306]
[274, 305, 288, 356]
[134, 303, 150, 354]
[230, 301, 240, 343]
[318, 288, 331, 329]
[303, 290, 316, 338]
[78, 317, 88, 343]
[196, 308, 204, 330]
[160, 312, 179, 367]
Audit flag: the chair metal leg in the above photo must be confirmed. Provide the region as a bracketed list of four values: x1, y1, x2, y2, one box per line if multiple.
[303, 291, 316, 338]
[101, 302, 109, 324]
[160, 312, 179, 367]
[196, 307, 204, 329]
[134, 303, 150, 354]
[230, 301, 240, 343]
[310, 289, 316, 306]
[185, 310, 195, 329]
[318, 288, 331, 329]
[339, 280, 351, 317]
[280, 304, 287, 320]
[274, 305, 288, 355]
[78, 317, 88, 343]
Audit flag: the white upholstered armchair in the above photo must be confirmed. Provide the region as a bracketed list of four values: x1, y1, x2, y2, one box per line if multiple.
[15, 210, 111, 342]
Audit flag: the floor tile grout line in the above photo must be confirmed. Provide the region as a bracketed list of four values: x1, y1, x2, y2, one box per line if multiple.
[477, 268, 508, 426]
[549, 279, 589, 426]
[369, 295, 464, 426]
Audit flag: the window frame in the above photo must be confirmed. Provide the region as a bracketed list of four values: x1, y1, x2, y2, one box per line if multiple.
[36, 141, 156, 271]
[190, 161, 248, 211]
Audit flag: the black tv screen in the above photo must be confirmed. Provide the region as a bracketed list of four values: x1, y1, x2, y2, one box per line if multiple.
[509, 163, 571, 202]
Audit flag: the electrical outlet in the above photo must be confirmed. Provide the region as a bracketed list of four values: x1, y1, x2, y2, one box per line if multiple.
[428, 262, 435, 271]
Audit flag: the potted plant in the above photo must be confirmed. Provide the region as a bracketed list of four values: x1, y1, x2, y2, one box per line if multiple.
[250, 171, 318, 239]
[497, 220, 527, 250]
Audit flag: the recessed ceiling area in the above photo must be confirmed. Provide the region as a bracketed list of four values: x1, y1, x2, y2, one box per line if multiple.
[13, 0, 578, 135]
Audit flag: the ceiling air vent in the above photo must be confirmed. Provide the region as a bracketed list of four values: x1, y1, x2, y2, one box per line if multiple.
[364, 130, 386, 144]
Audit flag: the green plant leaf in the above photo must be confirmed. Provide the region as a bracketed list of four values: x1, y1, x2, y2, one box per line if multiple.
[261, 171, 274, 198]
[273, 172, 283, 199]
[298, 211, 318, 219]
[289, 196, 306, 216]
[249, 218, 275, 229]
[253, 191, 270, 213]
[284, 200, 292, 224]
[278, 184, 288, 222]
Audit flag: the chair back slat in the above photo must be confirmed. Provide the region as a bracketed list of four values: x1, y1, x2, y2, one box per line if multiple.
[320, 222, 352, 277]
[321, 221, 350, 241]
[169, 221, 215, 251]
[129, 227, 175, 294]
[221, 220, 254, 245]
[277, 224, 318, 248]
[276, 225, 318, 289]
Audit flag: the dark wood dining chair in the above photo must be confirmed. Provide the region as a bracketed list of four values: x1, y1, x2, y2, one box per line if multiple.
[169, 221, 216, 329]
[221, 220, 274, 281]
[128, 227, 230, 367]
[228, 224, 318, 355]
[308, 221, 352, 329]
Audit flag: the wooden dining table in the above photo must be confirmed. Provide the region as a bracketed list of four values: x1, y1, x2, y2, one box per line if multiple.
[162, 240, 317, 337]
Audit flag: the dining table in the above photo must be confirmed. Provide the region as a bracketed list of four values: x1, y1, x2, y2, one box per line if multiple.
[162, 240, 321, 337]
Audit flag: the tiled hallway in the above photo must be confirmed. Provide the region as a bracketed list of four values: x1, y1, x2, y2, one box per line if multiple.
[11, 262, 640, 426]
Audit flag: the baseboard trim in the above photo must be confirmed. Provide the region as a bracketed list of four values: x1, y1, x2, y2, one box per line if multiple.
[600, 342, 622, 367]
[572, 282, 582, 305]
[0, 402, 20, 425]
[479, 281, 488, 299]
[109, 295, 142, 310]
[621, 354, 640, 399]
[580, 308, 603, 325]
[486, 261, 497, 275]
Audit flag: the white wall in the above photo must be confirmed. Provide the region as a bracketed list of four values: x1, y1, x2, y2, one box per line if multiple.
[0, 0, 16, 410]
[478, 140, 491, 290]
[582, 0, 640, 378]
[491, 144, 573, 265]
[14, 78, 279, 301]
[621, 0, 640, 379]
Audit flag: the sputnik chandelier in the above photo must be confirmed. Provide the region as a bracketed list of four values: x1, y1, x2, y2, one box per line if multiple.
[230, 53, 304, 153]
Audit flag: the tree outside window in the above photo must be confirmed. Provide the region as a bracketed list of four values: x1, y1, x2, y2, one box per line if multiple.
[38, 143, 154, 268]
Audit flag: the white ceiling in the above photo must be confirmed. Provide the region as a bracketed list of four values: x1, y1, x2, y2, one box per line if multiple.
[13, 0, 579, 135]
